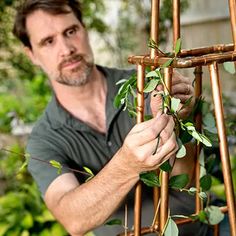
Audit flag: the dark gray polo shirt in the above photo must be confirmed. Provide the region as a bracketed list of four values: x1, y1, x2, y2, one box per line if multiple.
[27, 66, 136, 195]
[27, 65, 208, 236]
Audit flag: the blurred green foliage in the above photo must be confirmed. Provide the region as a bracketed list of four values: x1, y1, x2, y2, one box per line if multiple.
[0, 145, 68, 236]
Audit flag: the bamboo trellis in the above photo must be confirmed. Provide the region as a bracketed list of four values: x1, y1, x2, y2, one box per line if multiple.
[119, 0, 236, 235]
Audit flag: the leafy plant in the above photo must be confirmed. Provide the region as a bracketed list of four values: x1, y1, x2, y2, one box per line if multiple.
[113, 39, 227, 235]
[0, 145, 68, 236]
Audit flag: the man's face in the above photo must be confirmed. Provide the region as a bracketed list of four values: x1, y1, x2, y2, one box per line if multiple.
[25, 9, 94, 87]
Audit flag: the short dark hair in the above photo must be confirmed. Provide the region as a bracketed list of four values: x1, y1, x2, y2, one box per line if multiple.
[13, 0, 83, 48]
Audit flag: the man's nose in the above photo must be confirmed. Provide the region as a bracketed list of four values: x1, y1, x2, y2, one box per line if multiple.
[58, 37, 76, 57]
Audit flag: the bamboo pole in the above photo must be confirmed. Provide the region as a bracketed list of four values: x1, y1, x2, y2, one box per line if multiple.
[134, 64, 145, 236]
[209, 62, 236, 236]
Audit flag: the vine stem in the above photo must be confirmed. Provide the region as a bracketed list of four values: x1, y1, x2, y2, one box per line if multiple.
[0, 148, 92, 177]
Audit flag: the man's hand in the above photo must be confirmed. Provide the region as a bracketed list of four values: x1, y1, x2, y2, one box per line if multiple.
[118, 112, 178, 176]
[150, 70, 195, 119]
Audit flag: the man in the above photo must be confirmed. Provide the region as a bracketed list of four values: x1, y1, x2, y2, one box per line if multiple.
[13, 1, 206, 235]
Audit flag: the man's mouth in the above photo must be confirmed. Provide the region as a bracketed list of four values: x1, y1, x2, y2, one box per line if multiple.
[60, 55, 83, 70]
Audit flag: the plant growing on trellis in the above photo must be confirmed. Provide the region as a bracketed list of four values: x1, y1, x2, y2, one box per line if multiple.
[0, 38, 227, 236]
[113, 38, 224, 235]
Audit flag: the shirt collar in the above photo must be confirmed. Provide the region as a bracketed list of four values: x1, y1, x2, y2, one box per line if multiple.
[46, 65, 133, 131]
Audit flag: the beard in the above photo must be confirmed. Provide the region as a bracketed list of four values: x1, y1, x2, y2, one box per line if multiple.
[56, 54, 94, 87]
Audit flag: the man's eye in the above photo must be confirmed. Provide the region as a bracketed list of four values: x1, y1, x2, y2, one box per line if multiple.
[66, 28, 77, 36]
[43, 38, 54, 46]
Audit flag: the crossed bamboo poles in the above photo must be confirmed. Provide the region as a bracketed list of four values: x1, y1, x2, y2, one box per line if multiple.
[118, 0, 236, 235]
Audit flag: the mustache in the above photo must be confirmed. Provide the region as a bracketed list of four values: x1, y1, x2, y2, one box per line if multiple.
[58, 54, 83, 70]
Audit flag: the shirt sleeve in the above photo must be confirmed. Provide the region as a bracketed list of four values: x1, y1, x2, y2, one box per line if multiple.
[26, 134, 71, 197]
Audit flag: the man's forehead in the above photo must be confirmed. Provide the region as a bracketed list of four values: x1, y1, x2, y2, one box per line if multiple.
[26, 9, 80, 40]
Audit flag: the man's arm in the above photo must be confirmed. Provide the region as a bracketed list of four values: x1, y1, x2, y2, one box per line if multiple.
[45, 113, 177, 236]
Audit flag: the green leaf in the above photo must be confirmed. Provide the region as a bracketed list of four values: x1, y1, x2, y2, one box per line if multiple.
[140, 171, 160, 187]
[146, 70, 158, 78]
[105, 219, 122, 226]
[21, 212, 33, 229]
[203, 113, 216, 128]
[164, 218, 179, 236]
[205, 205, 224, 225]
[148, 38, 158, 49]
[169, 174, 189, 189]
[198, 191, 208, 200]
[160, 161, 172, 172]
[0, 223, 10, 235]
[83, 166, 94, 176]
[171, 97, 181, 113]
[49, 160, 62, 174]
[191, 130, 202, 142]
[162, 58, 174, 68]
[198, 210, 207, 222]
[188, 187, 197, 195]
[200, 134, 212, 147]
[174, 38, 182, 56]
[176, 138, 186, 158]
[144, 78, 160, 93]
[18, 153, 31, 173]
[200, 174, 212, 192]
[223, 62, 235, 74]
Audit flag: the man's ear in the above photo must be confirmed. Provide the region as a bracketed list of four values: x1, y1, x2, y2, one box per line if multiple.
[24, 47, 40, 66]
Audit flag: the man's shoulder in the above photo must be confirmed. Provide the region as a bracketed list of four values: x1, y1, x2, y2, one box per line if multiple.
[98, 65, 136, 82]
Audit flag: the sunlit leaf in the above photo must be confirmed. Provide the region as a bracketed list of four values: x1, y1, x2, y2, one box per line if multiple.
[205, 205, 224, 225]
[146, 70, 158, 78]
[164, 218, 179, 236]
[49, 160, 62, 174]
[176, 138, 186, 158]
[21, 212, 33, 229]
[169, 174, 189, 189]
[140, 171, 160, 187]
[83, 166, 94, 176]
[171, 97, 181, 113]
[144, 78, 160, 93]
[200, 134, 212, 147]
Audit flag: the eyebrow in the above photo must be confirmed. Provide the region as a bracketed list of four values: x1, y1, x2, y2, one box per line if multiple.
[37, 24, 80, 47]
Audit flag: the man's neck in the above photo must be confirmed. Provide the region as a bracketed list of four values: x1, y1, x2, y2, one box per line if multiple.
[51, 66, 108, 133]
